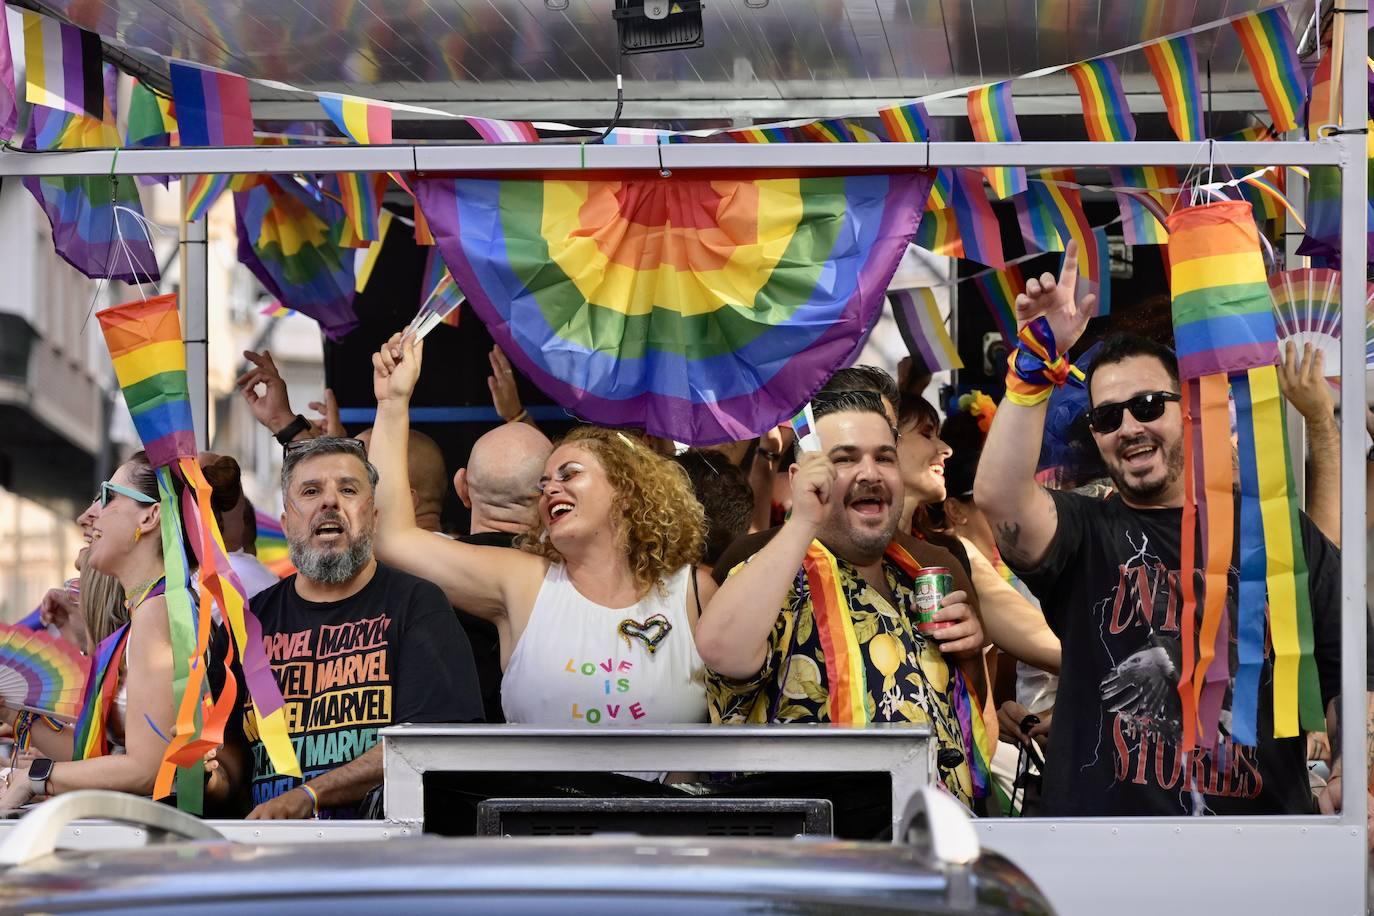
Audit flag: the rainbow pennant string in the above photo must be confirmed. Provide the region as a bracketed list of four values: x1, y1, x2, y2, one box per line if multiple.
[1166, 200, 1322, 754]
[1231, 7, 1306, 134]
[1066, 58, 1135, 143]
[318, 93, 393, 146]
[950, 167, 1005, 268]
[925, 168, 954, 213]
[1110, 165, 1175, 246]
[890, 288, 963, 374]
[1014, 185, 1064, 254]
[1036, 170, 1100, 304]
[412, 170, 931, 445]
[966, 82, 1026, 200]
[973, 264, 1023, 344]
[98, 293, 300, 811]
[913, 204, 963, 258]
[1144, 33, 1205, 141]
[336, 172, 388, 245]
[878, 101, 935, 143]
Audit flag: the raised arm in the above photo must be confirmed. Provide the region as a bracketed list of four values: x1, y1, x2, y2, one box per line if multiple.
[974, 239, 1095, 569]
[370, 333, 541, 619]
[695, 452, 834, 679]
[1278, 342, 1340, 545]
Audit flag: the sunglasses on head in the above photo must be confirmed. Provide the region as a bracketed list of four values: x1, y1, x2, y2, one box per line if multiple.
[283, 436, 367, 456]
[1087, 391, 1181, 434]
[97, 480, 158, 509]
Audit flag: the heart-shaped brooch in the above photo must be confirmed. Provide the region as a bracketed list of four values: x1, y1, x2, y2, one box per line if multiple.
[618, 613, 673, 655]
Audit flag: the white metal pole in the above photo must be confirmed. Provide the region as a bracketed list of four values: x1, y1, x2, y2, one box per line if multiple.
[180, 181, 210, 451]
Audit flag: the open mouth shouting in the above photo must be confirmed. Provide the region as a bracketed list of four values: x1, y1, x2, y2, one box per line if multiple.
[546, 499, 575, 526]
[312, 514, 348, 545]
[846, 487, 891, 519]
[1118, 436, 1160, 473]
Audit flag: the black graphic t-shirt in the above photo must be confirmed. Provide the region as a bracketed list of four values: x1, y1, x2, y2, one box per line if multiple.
[244, 562, 483, 817]
[1012, 490, 1368, 817]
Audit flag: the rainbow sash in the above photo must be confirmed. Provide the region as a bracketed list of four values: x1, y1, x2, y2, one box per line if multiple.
[71, 622, 133, 761]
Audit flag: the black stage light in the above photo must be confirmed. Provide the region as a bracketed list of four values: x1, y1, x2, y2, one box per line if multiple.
[612, 0, 704, 55]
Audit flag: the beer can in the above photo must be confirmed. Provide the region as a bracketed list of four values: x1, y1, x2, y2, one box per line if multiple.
[913, 566, 953, 633]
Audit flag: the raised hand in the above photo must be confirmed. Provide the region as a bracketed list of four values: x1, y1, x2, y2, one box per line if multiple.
[1277, 341, 1334, 423]
[1014, 238, 1097, 353]
[307, 388, 345, 438]
[486, 347, 525, 422]
[373, 332, 424, 405]
[236, 350, 297, 434]
[787, 451, 836, 531]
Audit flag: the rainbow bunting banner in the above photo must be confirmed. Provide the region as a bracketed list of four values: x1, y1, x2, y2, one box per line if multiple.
[21, 105, 160, 284]
[1109, 165, 1174, 245]
[126, 80, 176, 148]
[950, 167, 1005, 268]
[1014, 184, 1064, 254]
[253, 508, 295, 577]
[20, 9, 102, 118]
[967, 82, 1026, 199]
[234, 174, 360, 340]
[186, 174, 232, 222]
[798, 118, 854, 143]
[0, 622, 90, 720]
[913, 204, 963, 258]
[1231, 7, 1306, 134]
[335, 171, 387, 245]
[878, 100, 936, 143]
[890, 287, 963, 373]
[604, 127, 669, 145]
[1143, 33, 1205, 141]
[98, 293, 301, 810]
[413, 171, 932, 444]
[169, 59, 254, 147]
[726, 125, 793, 144]
[1166, 200, 1322, 751]
[1067, 58, 1136, 142]
[926, 168, 955, 213]
[465, 116, 539, 143]
[973, 264, 1023, 343]
[1036, 170, 1098, 304]
[318, 92, 393, 145]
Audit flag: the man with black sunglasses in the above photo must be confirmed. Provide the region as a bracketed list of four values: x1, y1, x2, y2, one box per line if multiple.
[975, 242, 1368, 819]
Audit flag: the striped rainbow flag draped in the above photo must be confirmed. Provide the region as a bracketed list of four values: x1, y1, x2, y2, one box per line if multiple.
[967, 82, 1026, 199]
[973, 264, 1023, 343]
[1144, 33, 1206, 141]
[97, 294, 300, 811]
[1166, 200, 1322, 753]
[413, 171, 932, 445]
[890, 288, 963, 373]
[1231, 7, 1306, 133]
[1067, 58, 1135, 142]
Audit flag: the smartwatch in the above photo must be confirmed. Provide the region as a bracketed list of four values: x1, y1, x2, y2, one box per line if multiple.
[273, 414, 312, 446]
[28, 757, 54, 797]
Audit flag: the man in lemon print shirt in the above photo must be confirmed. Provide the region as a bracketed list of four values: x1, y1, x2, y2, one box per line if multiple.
[696, 387, 990, 804]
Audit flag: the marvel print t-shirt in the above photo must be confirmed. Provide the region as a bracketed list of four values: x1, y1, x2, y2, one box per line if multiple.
[244, 562, 482, 817]
[1011, 490, 1369, 817]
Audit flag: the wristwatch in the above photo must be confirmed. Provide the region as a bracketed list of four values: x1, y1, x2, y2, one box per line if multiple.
[28, 757, 54, 797]
[273, 414, 312, 446]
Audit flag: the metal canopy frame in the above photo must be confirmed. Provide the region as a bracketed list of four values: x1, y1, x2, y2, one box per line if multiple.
[0, 6, 1363, 913]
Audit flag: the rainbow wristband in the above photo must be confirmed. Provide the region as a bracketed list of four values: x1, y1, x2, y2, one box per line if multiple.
[298, 783, 320, 818]
[1004, 317, 1084, 407]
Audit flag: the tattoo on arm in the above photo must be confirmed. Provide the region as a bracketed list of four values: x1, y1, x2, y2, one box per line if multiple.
[995, 521, 1032, 567]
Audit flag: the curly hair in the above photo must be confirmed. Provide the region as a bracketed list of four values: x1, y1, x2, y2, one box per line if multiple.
[520, 427, 706, 595]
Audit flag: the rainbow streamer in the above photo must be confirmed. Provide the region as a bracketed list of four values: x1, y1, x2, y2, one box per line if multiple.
[413, 171, 932, 445]
[913, 204, 963, 258]
[950, 167, 1005, 268]
[1036, 171, 1099, 304]
[1231, 8, 1306, 133]
[802, 542, 868, 723]
[1144, 33, 1205, 141]
[98, 294, 301, 809]
[1166, 200, 1321, 750]
[890, 288, 963, 373]
[318, 92, 393, 145]
[966, 82, 1026, 199]
[1067, 58, 1135, 142]
[253, 508, 295, 578]
[0, 622, 90, 720]
[1013, 185, 1064, 254]
[973, 264, 1022, 343]
[878, 101, 936, 142]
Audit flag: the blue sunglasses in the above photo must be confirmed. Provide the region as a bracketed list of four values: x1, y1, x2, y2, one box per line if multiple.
[97, 480, 158, 509]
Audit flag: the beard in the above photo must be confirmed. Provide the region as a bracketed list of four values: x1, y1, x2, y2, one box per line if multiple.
[1105, 432, 1185, 504]
[288, 522, 374, 585]
[818, 484, 901, 564]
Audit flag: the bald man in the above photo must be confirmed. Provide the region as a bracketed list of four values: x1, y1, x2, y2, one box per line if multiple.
[356, 428, 449, 533]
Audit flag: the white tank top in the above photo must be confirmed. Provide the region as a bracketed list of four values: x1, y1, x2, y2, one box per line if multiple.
[502, 563, 707, 726]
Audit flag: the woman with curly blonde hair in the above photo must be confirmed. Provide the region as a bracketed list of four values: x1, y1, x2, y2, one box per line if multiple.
[370, 333, 717, 727]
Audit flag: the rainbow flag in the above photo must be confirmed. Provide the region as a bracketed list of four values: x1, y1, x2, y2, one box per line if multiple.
[1232, 7, 1305, 133]
[465, 116, 539, 143]
[801, 543, 868, 724]
[318, 92, 392, 145]
[798, 118, 854, 143]
[185, 174, 231, 222]
[726, 125, 792, 144]
[260, 301, 295, 319]
[0, 4, 18, 141]
[21, 106, 159, 284]
[126, 80, 176, 147]
[418, 244, 464, 330]
[234, 175, 360, 340]
[1014, 184, 1064, 253]
[354, 208, 392, 292]
[1144, 33, 1205, 141]
[789, 403, 821, 453]
[20, 10, 102, 118]
[413, 171, 932, 445]
[926, 168, 954, 212]
[950, 167, 1005, 268]
[913, 205, 963, 258]
[336, 172, 387, 244]
[1036, 170, 1098, 304]
[890, 288, 962, 373]
[169, 59, 254, 146]
[1067, 58, 1135, 142]
[879, 101, 936, 142]
[1110, 165, 1174, 245]
[973, 264, 1023, 343]
[253, 508, 294, 577]
[967, 82, 1026, 199]
[604, 127, 669, 145]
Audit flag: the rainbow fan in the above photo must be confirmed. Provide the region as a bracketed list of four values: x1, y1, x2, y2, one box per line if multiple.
[0, 622, 90, 721]
[1267, 268, 1374, 375]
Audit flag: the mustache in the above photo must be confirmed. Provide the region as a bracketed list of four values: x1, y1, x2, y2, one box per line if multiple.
[311, 512, 348, 533]
[845, 483, 891, 505]
[1116, 433, 1160, 457]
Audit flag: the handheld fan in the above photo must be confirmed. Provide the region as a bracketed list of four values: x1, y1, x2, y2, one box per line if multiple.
[406, 248, 465, 342]
[1267, 268, 1374, 375]
[0, 622, 90, 721]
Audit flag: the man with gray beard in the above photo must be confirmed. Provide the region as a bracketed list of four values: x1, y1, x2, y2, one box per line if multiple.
[229, 437, 481, 819]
